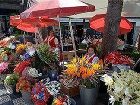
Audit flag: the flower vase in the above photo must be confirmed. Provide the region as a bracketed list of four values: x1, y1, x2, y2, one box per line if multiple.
[21, 91, 33, 105]
[80, 86, 98, 105]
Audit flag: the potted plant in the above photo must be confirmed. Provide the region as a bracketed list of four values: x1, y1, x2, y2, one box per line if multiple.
[102, 70, 140, 105]
[16, 77, 33, 104]
[4, 73, 19, 94]
[64, 57, 103, 105]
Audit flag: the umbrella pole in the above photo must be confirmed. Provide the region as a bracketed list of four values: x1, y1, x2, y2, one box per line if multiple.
[23, 31, 26, 44]
[57, 15, 63, 52]
[69, 18, 77, 57]
[38, 28, 43, 43]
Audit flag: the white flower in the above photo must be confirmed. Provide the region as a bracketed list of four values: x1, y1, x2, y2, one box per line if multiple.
[122, 98, 130, 105]
[102, 74, 113, 86]
[26, 48, 35, 56]
[124, 87, 132, 97]
[8, 43, 15, 49]
[109, 95, 115, 105]
[28, 68, 39, 77]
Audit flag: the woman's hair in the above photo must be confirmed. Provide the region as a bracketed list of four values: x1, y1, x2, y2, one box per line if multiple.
[48, 30, 55, 36]
[87, 45, 97, 54]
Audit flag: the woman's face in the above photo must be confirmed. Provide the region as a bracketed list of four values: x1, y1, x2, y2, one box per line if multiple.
[88, 48, 94, 55]
[49, 31, 54, 36]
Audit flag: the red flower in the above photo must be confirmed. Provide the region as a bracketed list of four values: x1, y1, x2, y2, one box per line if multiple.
[16, 77, 31, 92]
[14, 60, 31, 75]
[105, 51, 133, 65]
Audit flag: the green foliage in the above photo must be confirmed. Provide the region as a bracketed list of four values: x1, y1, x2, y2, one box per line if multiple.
[37, 43, 58, 64]
[4, 73, 19, 85]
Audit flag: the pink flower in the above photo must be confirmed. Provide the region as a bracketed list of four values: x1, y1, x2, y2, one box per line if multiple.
[0, 62, 8, 73]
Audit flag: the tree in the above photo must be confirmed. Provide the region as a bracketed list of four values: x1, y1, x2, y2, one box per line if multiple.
[102, 0, 123, 57]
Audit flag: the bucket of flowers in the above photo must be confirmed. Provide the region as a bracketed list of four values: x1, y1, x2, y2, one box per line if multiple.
[31, 81, 50, 105]
[22, 67, 42, 84]
[0, 62, 9, 74]
[52, 94, 73, 105]
[14, 60, 31, 75]
[16, 77, 33, 104]
[36, 43, 60, 81]
[102, 70, 140, 105]
[64, 57, 103, 105]
[104, 51, 134, 71]
[16, 44, 26, 55]
[4, 73, 19, 94]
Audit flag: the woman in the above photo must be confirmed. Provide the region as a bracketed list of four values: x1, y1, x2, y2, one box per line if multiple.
[44, 30, 59, 50]
[44, 30, 63, 61]
[84, 46, 99, 64]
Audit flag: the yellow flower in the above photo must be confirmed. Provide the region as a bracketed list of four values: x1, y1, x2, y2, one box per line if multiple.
[92, 63, 101, 70]
[16, 44, 26, 54]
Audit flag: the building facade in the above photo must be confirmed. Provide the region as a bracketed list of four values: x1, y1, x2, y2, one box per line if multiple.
[0, 0, 27, 34]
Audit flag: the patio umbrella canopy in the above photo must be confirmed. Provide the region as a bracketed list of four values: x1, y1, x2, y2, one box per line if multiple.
[20, 0, 95, 18]
[17, 23, 37, 33]
[10, 15, 58, 33]
[90, 14, 133, 35]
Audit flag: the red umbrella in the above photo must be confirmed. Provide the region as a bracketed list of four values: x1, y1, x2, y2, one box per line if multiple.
[10, 15, 58, 33]
[20, 0, 95, 18]
[10, 15, 21, 26]
[17, 23, 38, 33]
[90, 14, 133, 35]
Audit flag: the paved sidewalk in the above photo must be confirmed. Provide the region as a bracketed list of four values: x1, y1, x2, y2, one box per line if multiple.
[0, 75, 26, 105]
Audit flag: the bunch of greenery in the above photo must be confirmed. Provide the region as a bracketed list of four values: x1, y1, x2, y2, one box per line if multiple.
[4, 73, 19, 85]
[37, 43, 58, 63]
[130, 51, 140, 61]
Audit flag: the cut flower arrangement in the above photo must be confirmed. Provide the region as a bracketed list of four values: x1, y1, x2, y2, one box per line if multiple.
[4, 73, 19, 85]
[64, 57, 102, 88]
[16, 77, 31, 92]
[102, 70, 140, 105]
[104, 51, 133, 65]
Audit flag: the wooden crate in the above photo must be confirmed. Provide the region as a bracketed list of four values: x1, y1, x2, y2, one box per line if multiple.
[60, 85, 80, 97]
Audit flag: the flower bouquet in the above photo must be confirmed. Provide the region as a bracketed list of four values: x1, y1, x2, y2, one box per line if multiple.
[0, 62, 9, 74]
[44, 80, 61, 96]
[31, 81, 50, 105]
[16, 77, 33, 104]
[102, 70, 140, 105]
[16, 77, 31, 92]
[37, 43, 58, 63]
[0, 51, 8, 61]
[22, 67, 41, 84]
[4, 73, 19, 94]
[14, 60, 31, 75]
[4, 73, 19, 86]
[105, 51, 133, 65]
[52, 94, 70, 105]
[16, 44, 26, 54]
[64, 57, 102, 88]
[36, 43, 58, 70]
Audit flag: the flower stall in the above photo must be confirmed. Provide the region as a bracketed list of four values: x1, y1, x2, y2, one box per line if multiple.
[0, 22, 139, 105]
